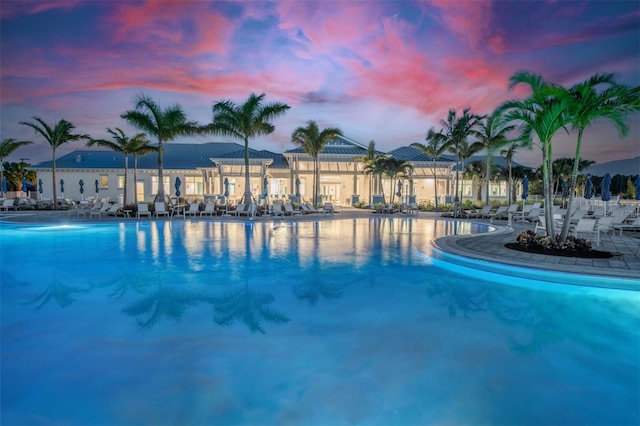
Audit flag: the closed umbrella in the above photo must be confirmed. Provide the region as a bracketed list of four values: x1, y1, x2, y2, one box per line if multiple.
[38, 178, 43, 200]
[60, 179, 64, 195]
[22, 178, 28, 193]
[561, 180, 568, 208]
[295, 177, 301, 198]
[634, 175, 640, 201]
[223, 177, 229, 197]
[174, 177, 181, 197]
[584, 177, 592, 199]
[79, 179, 84, 198]
[1, 177, 7, 194]
[396, 180, 402, 198]
[601, 173, 611, 215]
[521, 176, 529, 221]
[95, 179, 100, 196]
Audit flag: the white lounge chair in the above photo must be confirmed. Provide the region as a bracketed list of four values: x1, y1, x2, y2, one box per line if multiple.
[272, 202, 284, 217]
[465, 205, 491, 219]
[154, 202, 169, 218]
[0, 199, 16, 211]
[302, 203, 320, 214]
[106, 203, 123, 217]
[90, 203, 111, 218]
[233, 203, 251, 216]
[323, 203, 334, 214]
[571, 218, 600, 246]
[200, 203, 216, 217]
[283, 202, 301, 216]
[185, 202, 200, 217]
[137, 203, 151, 218]
[488, 205, 508, 223]
[614, 217, 640, 236]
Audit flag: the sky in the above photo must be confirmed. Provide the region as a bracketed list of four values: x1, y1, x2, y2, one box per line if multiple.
[1, 0, 639, 168]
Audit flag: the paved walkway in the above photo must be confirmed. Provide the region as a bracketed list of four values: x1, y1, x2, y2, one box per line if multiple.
[2, 207, 639, 281]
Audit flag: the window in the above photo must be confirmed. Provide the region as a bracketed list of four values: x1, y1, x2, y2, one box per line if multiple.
[100, 174, 109, 189]
[151, 176, 170, 195]
[185, 176, 204, 195]
[117, 175, 125, 189]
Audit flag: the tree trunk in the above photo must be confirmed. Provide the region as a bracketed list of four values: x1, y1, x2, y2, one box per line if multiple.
[433, 160, 439, 211]
[52, 147, 58, 210]
[485, 155, 491, 206]
[133, 156, 138, 205]
[559, 129, 584, 241]
[542, 146, 554, 237]
[156, 140, 164, 202]
[243, 137, 252, 204]
[123, 156, 129, 207]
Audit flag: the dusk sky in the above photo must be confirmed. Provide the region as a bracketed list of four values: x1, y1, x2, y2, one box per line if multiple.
[1, 0, 639, 168]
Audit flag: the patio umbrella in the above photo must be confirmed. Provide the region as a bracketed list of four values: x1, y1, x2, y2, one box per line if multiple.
[60, 179, 64, 194]
[223, 177, 229, 197]
[174, 176, 181, 197]
[22, 178, 28, 193]
[521, 176, 529, 221]
[561, 180, 568, 208]
[584, 177, 592, 199]
[634, 175, 640, 201]
[95, 179, 99, 196]
[396, 180, 402, 198]
[1, 177, 7, 194]
[295, 177, 301, 198]
[79, 179, 84, 195]
[601, 173, 611, 215]
[38, 178, 43, 197]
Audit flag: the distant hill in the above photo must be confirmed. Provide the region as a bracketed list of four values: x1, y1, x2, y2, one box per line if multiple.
[585, 156, 640, 176]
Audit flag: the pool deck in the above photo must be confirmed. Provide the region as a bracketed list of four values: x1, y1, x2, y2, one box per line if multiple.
[2, 207, 639, 281]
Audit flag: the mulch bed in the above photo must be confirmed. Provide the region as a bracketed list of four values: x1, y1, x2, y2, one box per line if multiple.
[504, 243, 615, 259]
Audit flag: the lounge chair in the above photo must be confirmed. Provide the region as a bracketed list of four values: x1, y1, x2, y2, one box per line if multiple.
[302, 203, 320, 213]
[323, 203, 334, 214]
[272, 202, 284, 217]
[534, 214, 563, 235]
[569, 209, 587, 224]
[283, 202, 301, 216]
[522, 207, 542, 222]
[595, 216, 615, 235]
[137, 203, 151, 218]
[403, 203, 419, 215]
[614, 217, 640, 236]
[571, 218, 600, 246]
[233, 203, 251, 216]
[90, 203, 111, 218]
[106, 203, 123, 217]
[465, 205, 491, 219]
[487, 205, 509, 223]
[590, 206, 605, 218]
[200, 203, 216, 217]
[0, 199, 16, 211]
[185, 202, 200, 217]
[154, 202, 169, 218]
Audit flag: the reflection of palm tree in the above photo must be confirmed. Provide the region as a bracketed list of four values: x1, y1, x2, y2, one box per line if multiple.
[122, 284, 198, 329]
[22, 279, 88, 309]
[208, 283, 289, 334]
[426, 276, 486, 318]
[90, 275, 150, 300]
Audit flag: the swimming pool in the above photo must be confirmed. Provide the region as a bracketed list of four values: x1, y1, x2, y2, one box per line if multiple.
[1, 218, 638, 425]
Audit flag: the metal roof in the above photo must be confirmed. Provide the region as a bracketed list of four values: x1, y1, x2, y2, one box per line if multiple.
[30, 142, 277, 170]
[388, 146, 452, 163]
[447, 155, 524, 171]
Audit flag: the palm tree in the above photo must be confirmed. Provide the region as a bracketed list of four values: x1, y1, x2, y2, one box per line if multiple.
[464, 161, 488, 201]
[437, 108, 480, 216]
[0, 138, 32, 182]
[209, 93, 290, 204]
[351, 140, 379, 203]
[471, 110, 516, 205]
[129, 136, 160, 205]
[20, 118, 89, 209]
[291, 120, 343, 206]
[380, 157, 414, 204]
[121, 94, 200, 201]
[558, 74, 640, 240]
[411, 127, 449, 211]
[499, 141, 522, 204]
[453, 139, 481, 204]
[501, 71, 570, 236]
[87, 128, 153, 207]
[363, 155, 390, 203]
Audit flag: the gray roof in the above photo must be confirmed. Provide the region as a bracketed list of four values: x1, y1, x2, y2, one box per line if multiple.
[285, 135, 368, 157]
[388, 146, 452, 162]
[448, 155, 524, 171]
[31, 142, 278, 170]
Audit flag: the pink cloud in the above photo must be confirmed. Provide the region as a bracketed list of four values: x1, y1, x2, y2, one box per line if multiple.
[1, 0, 83, 20]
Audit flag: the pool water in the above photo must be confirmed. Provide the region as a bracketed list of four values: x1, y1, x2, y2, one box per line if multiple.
[1, 218, 639, 425]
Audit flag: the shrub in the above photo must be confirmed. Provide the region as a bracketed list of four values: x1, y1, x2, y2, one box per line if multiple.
[515, 230, 592, 252]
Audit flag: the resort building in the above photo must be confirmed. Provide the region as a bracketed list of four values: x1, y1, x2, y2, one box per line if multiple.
[30, 136, 518, 205]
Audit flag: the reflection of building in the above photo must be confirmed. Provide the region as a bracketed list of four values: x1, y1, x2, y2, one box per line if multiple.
[30, 136, 519, 205]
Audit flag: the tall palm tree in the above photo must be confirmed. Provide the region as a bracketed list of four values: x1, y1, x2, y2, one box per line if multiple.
[463, 161, 487, 201]
[209, 93, 290, 203]
[380, 157, 414, 204]
[0, 138, 32, 182]
[87, 128, 152, 206]
[558, 74, 640, 240]
[291, 120, 343, 206]
[20, 118, 89, 209]
[438, 108, 480, 216]
[411, 127, 449, 211]
[471, 110, 516, 205]
[499, 141, 521, 204]
[453, 139, 481, 204]
[501, 71, 570, 236]
[363, 155, 390, 203]
[351, 140, 379, 202]
[129, 136, 160, 205]
[121, 94, 200, 201]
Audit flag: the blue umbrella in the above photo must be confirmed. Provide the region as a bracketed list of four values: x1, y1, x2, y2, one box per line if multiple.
[223, 177, 229, 197]
[521, 176, 529, 200]
[38, 178, 43, 194]
[295, 177, 301, 198]
[396, 180, 402, 197]
[60, 179, 64, 194]
[584, 177, 592, 199]
[561, 180, 568, 199]
[79, 179, 84, 194]
[95, 179, 99, 195]
[634, 175, 640, 201]
[1, 177, 7, 194]
[174, 177, 181, 197]
[601, 173, 611, 202]
[263, 176, 268, 193]
[22, 178, 28, 193]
